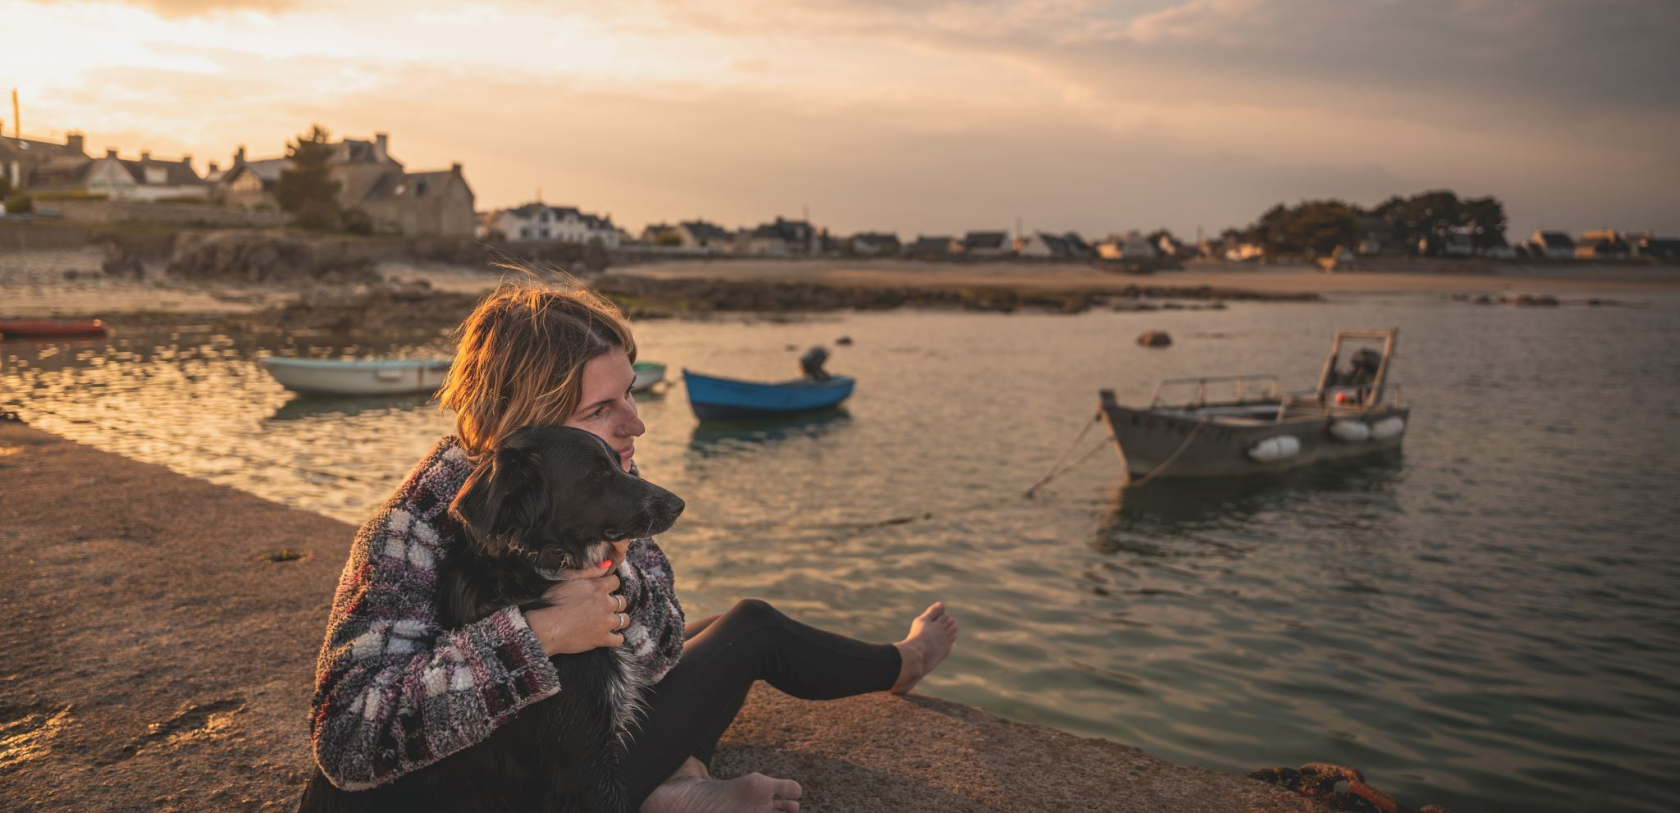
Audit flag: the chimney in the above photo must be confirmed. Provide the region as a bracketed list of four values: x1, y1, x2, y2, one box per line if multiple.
[66, 133, 85, 154]
[450, 161, 462, 174]
[235, 145, 246, 164]
[181, 153, 192, 167]
[208, 161, 219, 174]
[105, 148, 118, 158]
[140, 151, 151, 162]
[375, 132, 389, 161]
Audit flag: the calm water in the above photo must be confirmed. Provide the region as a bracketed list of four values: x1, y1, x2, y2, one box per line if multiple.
[5, 296, 1679, 813]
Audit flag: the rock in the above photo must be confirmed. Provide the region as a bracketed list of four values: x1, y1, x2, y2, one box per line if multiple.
[101, 249, 147, 281]
[835, 336, 853, 345]
[167, 234, 379, 286]
[1512, 294, 1559, 307]
[1137, 331, 1172, 348]
[1474, 294, 1494, 305]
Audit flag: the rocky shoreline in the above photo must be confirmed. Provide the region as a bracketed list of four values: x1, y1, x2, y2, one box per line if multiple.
[0, 419, 1336, 812]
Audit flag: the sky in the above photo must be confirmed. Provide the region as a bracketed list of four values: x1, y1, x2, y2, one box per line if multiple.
[4, 0, 1678, 240]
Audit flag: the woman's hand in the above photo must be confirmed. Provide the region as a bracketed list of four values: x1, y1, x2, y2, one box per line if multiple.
[524, 567, 629, 656]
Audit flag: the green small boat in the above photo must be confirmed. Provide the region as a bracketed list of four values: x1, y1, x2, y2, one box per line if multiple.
[632, 361, 666, 392]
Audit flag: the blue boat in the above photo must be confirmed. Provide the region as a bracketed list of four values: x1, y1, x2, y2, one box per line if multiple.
[682, 369, 855, 420]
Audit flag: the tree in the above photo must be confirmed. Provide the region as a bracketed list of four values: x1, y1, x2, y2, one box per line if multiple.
[1461, 196, 1508, 250]
[276, 124, 342, 231]
[1287, 200, 1361, 256]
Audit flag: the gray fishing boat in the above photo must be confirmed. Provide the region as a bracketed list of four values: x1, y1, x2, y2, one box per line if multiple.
[1100, 329, 1409, 481]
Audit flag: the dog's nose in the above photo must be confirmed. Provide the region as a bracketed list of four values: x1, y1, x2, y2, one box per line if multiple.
[661, 493, 685, 518]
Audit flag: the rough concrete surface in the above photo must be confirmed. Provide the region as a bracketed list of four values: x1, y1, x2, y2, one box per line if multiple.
[0, 422, 1316, 812]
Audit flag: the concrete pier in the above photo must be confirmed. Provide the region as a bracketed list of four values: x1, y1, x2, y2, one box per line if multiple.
[0, 422, 1313, 812]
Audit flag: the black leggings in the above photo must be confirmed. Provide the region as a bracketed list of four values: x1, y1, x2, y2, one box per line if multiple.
[622, 599, 902, 805]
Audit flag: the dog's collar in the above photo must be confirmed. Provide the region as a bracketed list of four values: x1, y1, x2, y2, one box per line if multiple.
[533, 544, 570, 582]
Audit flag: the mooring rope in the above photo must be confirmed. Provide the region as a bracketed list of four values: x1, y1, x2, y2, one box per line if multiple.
[1125, 416, 1210, 488]
[1024, 410, 1107, 498]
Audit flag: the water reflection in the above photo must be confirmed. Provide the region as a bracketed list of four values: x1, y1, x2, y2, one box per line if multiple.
[267, 392, 437, 422]
[686, 407, 852, 454]
[1096, 451, 1405, 541]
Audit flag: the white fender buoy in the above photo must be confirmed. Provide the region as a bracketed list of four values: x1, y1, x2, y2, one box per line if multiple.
[1370, 416, 1406, 440]
[1248, 435, 1301, 462]
[1330, 420, 1371, 443]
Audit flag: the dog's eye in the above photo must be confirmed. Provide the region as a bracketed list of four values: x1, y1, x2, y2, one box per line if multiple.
[602, 530, 623, 542]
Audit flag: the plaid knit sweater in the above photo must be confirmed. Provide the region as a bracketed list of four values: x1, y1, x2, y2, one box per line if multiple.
[309, 435, 686, 790]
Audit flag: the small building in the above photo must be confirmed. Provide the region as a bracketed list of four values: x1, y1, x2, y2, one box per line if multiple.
[1574, 229, 1629, 260]
[848, 232, 901, 256]
[739, 217, 819, 255]
[1096, 230, 1157, 261]
[1016, 232, 1074, 259]
[1630, 234, 1680, 261]
[907, 235, 959, 259]
[676, 219, 734, 252]
[1530, 230, 1575, 260]
[1062, 232, 1094, 258]
[359, 164, 476, 238]
[1225, 242, 1265, 262]
[1356, 217, 1401, 255]
[1439, 227, 1475, 257]
[215, 147, 286, 208]
[962, 230, 1011, 257]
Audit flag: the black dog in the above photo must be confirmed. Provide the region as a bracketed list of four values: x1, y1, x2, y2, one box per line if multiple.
[299, 425, 685, 813]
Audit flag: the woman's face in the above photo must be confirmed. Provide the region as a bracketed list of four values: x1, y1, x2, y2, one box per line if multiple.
[563, 348, 645, 472]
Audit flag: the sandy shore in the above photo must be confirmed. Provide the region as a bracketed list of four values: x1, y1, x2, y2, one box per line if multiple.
[625, 257, 1680, 296]
[4, 247, 1673, 325]
[0, 420, 1324, 812]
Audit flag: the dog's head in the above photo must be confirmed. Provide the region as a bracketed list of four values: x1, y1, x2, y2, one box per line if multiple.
[449, 426, 685, 579]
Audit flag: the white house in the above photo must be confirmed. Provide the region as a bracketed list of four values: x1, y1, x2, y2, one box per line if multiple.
[1097, 230, 1157, 261]
[1016, 232, 1073, 259]
[81, 149, 211, 201]
[1528, 230, 1575, 259]
[489, 203, 621, 246]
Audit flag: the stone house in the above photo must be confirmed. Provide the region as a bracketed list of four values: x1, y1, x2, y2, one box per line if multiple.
[675, 220, 735, 252]
[81, 150, 211, 201]
[213, 133, 475, 236]
[0, 132, 89, 193]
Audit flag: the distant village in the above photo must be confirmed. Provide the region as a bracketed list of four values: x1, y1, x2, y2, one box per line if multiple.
[3, 127, 1676, 265]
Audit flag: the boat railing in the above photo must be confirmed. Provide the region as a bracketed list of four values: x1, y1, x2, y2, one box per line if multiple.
[1149, 375, 1280, 408]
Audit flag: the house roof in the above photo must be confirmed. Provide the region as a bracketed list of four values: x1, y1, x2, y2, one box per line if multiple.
[334, 139, 387, 165]
[1537, 231, 1575, 249]
[680, 220, 733, 240]
[365, 170, 457, 201]
[910, 235, 955, 251]
[852, 232, 900, 246]
[115, 156, 208, 187]
[963, 231, 1008, 249]
[25, 155, 95, 189]
[1062, 232, 1092, 253]
[1030, 232, 1072, 255]
[0, 136, 87, 164]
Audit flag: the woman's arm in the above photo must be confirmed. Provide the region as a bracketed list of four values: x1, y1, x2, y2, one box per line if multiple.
[310, 500, 561, 790]
[618, 537, 685, 682]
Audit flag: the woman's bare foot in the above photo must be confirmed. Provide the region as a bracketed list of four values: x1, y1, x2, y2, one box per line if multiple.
[890, 601, 958, 695]
[642, 757, 802, 813]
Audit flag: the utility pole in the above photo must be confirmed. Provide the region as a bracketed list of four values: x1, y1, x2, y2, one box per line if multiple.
[11, 88, 19, 143]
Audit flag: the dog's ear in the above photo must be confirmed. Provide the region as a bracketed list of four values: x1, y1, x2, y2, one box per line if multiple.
[449, 445, 543, 555]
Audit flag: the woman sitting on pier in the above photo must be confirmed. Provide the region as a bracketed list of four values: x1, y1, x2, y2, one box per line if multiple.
[306, 282, 958, 812]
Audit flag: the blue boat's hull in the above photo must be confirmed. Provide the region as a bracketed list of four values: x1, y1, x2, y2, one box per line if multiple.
[683, 370, 854, 420]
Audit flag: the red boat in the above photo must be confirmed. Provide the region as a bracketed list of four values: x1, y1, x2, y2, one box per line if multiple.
[0, 319, 109, 340]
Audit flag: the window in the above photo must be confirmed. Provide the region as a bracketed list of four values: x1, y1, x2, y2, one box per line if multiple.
[145, 167, 167, 184]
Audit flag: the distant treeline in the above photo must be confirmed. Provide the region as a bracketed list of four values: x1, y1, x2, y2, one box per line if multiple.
[1219, 190, 1507, 257]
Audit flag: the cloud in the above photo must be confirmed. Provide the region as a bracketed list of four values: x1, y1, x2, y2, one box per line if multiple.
[17, 0, 298, 16]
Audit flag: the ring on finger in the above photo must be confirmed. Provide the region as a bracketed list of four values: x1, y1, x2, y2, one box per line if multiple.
[614, 594, 627, 613]
[613, 612, 628, 633]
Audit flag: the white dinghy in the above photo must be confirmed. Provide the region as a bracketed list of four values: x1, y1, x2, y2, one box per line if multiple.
[258, 356, 452, 396]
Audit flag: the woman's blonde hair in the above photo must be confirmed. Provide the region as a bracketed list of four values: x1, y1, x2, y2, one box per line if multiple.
[440, 281, 636, 459]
